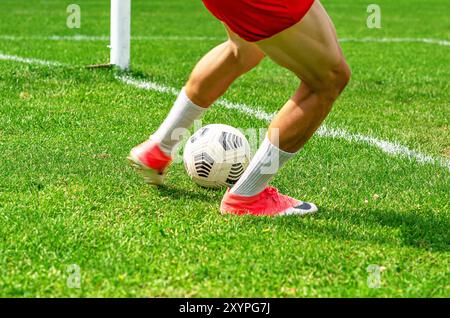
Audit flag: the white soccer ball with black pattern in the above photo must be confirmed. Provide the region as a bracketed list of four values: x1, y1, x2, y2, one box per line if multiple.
[183, 124, 251, 188]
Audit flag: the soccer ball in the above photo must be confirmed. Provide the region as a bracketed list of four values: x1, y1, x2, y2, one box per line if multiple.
[183, 124, 251, 188]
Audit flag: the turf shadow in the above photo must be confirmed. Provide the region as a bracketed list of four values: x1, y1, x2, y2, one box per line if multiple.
[272, 207, 449, 252]
[354, 208, 449, 252]
[156, 184, 222, 203]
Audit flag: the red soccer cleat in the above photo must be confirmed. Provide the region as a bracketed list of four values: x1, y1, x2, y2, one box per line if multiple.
[128, 140, 172, 185]
[220, 186, 318, 217]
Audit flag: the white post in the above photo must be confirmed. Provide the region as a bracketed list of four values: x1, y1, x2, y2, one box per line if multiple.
[110, 0, 131, 70]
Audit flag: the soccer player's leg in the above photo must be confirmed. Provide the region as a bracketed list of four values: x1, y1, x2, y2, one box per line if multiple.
[259, 1, 351, 153]
[129, 32, 265, 185]
[221, 1, 351, 216]
[185, 28, 265, 107]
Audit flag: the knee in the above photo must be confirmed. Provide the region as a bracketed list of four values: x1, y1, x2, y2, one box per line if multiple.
[228, 40, 265, 73]
[318, 59, 351, 102]
[337, 60, 352, 92]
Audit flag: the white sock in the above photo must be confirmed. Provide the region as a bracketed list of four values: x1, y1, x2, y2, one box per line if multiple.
[230, 136, 297, 197]
[151, 88, 206, 156]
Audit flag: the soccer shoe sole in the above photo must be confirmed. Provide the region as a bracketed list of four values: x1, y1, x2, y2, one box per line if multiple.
[127, 152, 164, 186]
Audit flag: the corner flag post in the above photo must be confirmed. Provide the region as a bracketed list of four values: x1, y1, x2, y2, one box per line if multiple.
[110, 0, 131, 70]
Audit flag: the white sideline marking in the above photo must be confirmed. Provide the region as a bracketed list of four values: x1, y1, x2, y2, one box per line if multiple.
[0, 52, 448, 171]
[315, 126, 450, 170]
[1, 34, 450, 46]
[117, 75, 450, 171]
[118, 75, 276, 122]
[0, 53, 64, 66]
[0, 34, 224, 42]
[340, 37, 450, 47]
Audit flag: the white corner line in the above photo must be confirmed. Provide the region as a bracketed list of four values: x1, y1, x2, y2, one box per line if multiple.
[117, 75, 450, 171]
[0, 52, 447, 171]
[0, 53, 65, 66]
[340, 37, 450, 47]
[0, 34, 225, 42]
[1, 35, 450, 46]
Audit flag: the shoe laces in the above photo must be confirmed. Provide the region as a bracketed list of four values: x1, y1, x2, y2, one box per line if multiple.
[263, 187, 283, 204]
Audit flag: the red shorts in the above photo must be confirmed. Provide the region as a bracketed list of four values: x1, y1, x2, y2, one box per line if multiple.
[202, 0, 315, 42]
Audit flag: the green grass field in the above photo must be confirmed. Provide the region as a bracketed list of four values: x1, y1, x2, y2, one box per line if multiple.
[0, 0, 449, 297]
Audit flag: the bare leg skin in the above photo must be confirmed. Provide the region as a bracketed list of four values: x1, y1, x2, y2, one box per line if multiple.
[132, 0, 349, 215]
[185, 29, 265, 108]
[128, 29, 265, 186]
[186, 1, 350, 152]
[256, 1, 351, 152]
